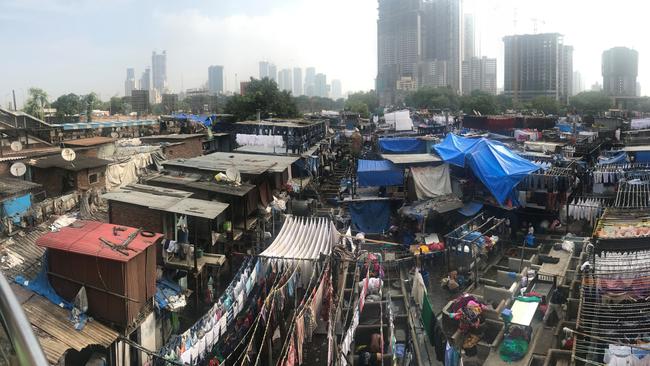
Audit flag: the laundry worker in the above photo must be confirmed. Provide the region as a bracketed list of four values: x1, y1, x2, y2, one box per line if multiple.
[544, 281, 567, 325]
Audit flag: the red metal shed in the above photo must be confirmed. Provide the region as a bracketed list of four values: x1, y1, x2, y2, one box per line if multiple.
[36, 221, 163, 329]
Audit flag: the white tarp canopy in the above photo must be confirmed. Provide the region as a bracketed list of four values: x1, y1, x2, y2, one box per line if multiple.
[384, 110, 413, 131]
[631, 118, 650, 130]
[410, 164, 452, 200]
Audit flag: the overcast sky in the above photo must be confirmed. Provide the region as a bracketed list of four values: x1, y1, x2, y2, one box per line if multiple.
[1, 0, 647, 107]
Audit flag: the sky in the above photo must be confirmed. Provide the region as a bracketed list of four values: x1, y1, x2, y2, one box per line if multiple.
[0, 0, 648, 107]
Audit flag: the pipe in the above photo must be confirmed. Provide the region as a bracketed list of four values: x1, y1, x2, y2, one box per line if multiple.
[0, 271, 48, 366]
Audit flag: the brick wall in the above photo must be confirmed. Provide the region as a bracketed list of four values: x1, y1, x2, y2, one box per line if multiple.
[76, 166, 107, 191]
[161, 137, 203, 160]
[109, 201, 164, 234]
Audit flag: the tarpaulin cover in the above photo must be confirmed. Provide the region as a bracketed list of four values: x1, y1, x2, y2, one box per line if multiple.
[598, 152, 627, 165]
[2, 194, 31, 224]
[15, 252, 72, 310]
[458, 201, 484, 217]
[379, 138, 426, 154]
[636, 152, 650, 163]
[411, 165, 452, 199]
[357, 159, 403, 187]
[435, 134, 539, 204]
[350, 201, 391, 234]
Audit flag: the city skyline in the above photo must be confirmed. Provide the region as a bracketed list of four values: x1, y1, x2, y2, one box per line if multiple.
[2, 0, 650, 106]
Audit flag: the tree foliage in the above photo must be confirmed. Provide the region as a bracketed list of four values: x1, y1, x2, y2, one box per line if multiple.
[23, 87, 49, 120]
[530, 96, 560, 115]
[460, 90, 499, 115]
[294, 96, 344, 114]
[346, 91, 380, 115]
[51, 93, 82, 117]
[404, 86, 460, 110]
[224, 78, 298, 121]
[569, 91, 612, 114]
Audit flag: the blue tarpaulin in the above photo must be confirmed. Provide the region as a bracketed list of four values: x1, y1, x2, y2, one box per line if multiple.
[435, 134, 539, 205]
[357, 159, 403, 187]
[350, 201, 391, 234]
[598, 152, 627, 165]
[2, 194, 31, 224]
[378, 137, 426, 154]
[458, 201, 484, 217]
[637, 152, 650, 163]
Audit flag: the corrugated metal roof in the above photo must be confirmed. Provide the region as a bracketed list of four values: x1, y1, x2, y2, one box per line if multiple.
[27, 155, 112, 171]
[63, 136, 116, 147]
[0, 226, 48, 280]
[36, 221, 163, 262]
[140, 133, 205, 140]
[381, 153, 442, 165]
[145, 175, 256, 197]
[163, 151, 298, 175]
[103, 184, 230, 219]
[11, 284, 119, 364]
[0, 177, 42, 199]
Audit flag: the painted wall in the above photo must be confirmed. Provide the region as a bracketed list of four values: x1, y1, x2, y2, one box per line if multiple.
[2, 193, 31, 224]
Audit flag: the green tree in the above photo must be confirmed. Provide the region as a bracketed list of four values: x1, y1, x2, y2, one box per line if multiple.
[346, 91, 380, 115]
[460, 91, 499, 115]
[295, 96, 343, 114]
[23, 87, 49, 119]
[530, 96, 560, 115]
[81, 92, 102, 122]
[404, 86, 459, 110]
[224, 78, 299, 121]
[569, 91, 612, 115]
[344, 100, 370, 118]
[51, 93, 82, 118]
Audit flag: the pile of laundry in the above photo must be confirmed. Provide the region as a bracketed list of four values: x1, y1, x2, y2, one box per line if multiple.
[235, 134, 284, 148]
[447, 294, 487, 333]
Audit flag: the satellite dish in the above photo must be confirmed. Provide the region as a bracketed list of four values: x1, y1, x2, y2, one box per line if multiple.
[61, 148, 76, 162]
[226, 167, 241, 184]
[110, 132, 119, 138]
[10, 141, 23, 152]
[10, 163, 26, 177]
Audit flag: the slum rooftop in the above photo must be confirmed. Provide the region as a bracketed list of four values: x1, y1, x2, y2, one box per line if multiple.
[163, 151, 299, 175]
[140, 133, 205, 141]
[27, 155, 112, 171]
[103, 183, 230, 219]
[234, 119, 324, 128]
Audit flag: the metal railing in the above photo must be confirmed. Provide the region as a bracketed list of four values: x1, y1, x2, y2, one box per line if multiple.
[0, 271, 48, 366]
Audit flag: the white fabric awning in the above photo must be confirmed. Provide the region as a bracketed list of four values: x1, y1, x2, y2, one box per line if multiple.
[411, 164, 452, 200]
[260, 216, 337, 261]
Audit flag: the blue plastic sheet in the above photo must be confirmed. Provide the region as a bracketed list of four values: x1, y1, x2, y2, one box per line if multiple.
[598, 152, 627, 165]
[435, 134, 539, 204]
[458, 201, 484, 217]
[378, 137, 426, 154]
[350, 201, 391, 234]
[2, 194, 31, 224]
[637, 152, 650, 163]
[155, 278, 183, 311]
[357, 159, 403, 187]
[15, 251, 72, 310]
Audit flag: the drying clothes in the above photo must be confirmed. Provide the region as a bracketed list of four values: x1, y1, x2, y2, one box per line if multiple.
[296, 313, 305, 365]
[421, 296, 435, 346]
[410, 164, 453, 199]
[411, 271, 427, 309]
[236, 134, 284, 148]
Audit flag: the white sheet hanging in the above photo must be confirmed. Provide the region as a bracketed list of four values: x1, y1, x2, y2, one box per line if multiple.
[411, 164, 453, 199]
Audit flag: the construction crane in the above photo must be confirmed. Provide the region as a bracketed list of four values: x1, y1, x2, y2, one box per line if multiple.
[530, 17, 546, 34]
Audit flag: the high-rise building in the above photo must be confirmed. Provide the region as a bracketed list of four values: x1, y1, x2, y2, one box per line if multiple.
[602, 47, 638, 97]
[305, 67, 316, 96]
[503, 33, 573, 103]
[268, 64, 278, 83]
[208, 65, 224, 94]
[331, 79, 343, 100]
[129, 90, 150, 114]
[637, 82, 642, 97]
[462, 56, 497, 95]
[124, 68, 136, 97]
[377, 0, 462, 105]
[463, 14, 475, 61]
[314, 73, 328, 98]
[572, 71, 585, 96]
[293, 68, 303, 96]
[152, 51, 167, 96]
[259, 61, 270, 79]
[278, 69, 293, 92]
[140, 68, 151, 91]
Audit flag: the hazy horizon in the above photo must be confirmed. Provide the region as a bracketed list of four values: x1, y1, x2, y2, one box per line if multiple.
[1, 0, 648, 107]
